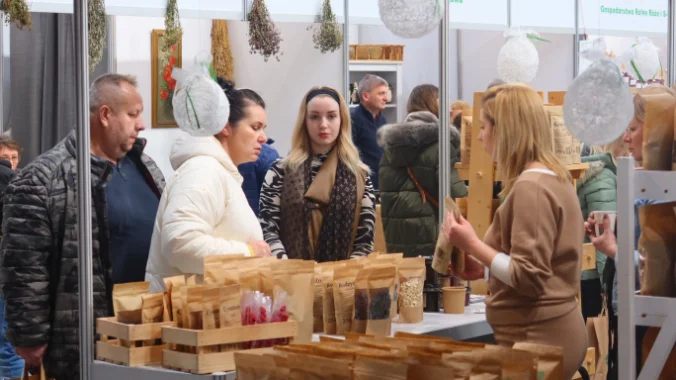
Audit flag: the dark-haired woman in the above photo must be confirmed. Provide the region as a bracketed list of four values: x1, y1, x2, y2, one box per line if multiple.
[377, 84, 467, 257]
[146, 77, 272, 291]
[259, 86, 376, 262]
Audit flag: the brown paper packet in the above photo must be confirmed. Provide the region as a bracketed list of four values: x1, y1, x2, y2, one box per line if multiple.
[313, 266, 325, 333]
[171, 284, 184, 327]
[112, 282, 150, 324]
[273, 260, 316, 342]
[322, 268, 339, 334]
[163, 276, 185, 322]
[512, 342, 564, 380]
[260, 257, 279, 297]
[545, 106, 581, 165]
[186, 286, 204, 330]
[140, 292, 164, 346]
[203, 256, 228, 285]
[201, 287, 221, 353]
[373, 255, 402, 321]
[353, 356, 408, 380]
[448, 348, 538, 380]
[408, 363, 454, 380]
[219, 284, 242, 351]
[366, 266, 396, 336]
[433, 196, 464, 274]
[397, 257, 425, 324]
[642, 93, 676, 170]
[352, 268, 371, 334]
[186, 275, 198, 285]
[264, 351, 291, 380]
[235, 352, 276, 380]
[333, 264, 362, 335]
[638, 202, 676, 297]
[288, 352, 352, 380]
[239, 265, 263, 293]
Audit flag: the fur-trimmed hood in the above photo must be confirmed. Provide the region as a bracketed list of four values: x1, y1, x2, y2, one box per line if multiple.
[578, 152, 616, 188]
[377, 111, 460, 149]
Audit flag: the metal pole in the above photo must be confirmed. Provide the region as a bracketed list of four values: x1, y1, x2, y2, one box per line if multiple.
[343, 0, 350, 100]
[456, 30, 463, 101]
[0, 23, 4, 134]
[668, 0, 676, 86]
[74, 1, 93, 379]
[439, 0, 449, 224]
[506, 0, 511, 28]
[243, 0, 249, 21]
[573, 0, 580, 78]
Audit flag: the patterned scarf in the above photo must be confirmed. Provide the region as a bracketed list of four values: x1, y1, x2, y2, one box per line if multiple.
[280, 150, 362, 262]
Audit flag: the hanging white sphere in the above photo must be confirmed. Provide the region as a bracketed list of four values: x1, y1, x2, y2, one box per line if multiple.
[378, 0, 442, 39]
[172, 69, 230, 137]
[632, 37, 661, 81]
[563, 59, 634, 146]
[497, 29, 539, 84]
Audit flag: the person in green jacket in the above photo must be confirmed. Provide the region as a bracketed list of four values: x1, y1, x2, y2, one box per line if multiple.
[377, 84, 467, 257]
[577, 139, 626, 319]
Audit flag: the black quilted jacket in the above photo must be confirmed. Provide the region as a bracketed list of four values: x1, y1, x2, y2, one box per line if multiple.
[0, 131, 165, 380]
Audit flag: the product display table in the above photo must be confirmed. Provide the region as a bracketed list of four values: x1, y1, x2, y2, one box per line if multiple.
[92, 303, 490, 379]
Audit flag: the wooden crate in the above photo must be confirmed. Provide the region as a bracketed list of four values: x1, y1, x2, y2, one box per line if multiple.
[96, 317, 173, 367]
[162, 321, 298, 374]
[349, 44, 404, 61]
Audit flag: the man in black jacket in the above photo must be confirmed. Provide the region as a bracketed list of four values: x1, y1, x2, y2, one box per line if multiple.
[0, 74, 165, 379]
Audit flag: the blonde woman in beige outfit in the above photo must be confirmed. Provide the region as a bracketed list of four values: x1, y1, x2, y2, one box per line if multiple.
[442, 84, 587, 379]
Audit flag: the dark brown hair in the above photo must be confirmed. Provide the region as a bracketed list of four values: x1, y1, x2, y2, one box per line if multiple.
[0, 135, 22, 157]
[407, 84, 439, 116]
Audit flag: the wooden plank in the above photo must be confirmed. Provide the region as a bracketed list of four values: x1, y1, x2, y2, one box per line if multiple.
[96, 340, 165, 367]
[163, 347, 273, 374]
[548, 91, 566, 106]
[162, 321, 298, 347]
[582, 243, 597, 271]
[97, 317, 172, 341]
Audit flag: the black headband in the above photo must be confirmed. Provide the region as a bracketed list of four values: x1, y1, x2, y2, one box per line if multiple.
[305, 88, 341, 105]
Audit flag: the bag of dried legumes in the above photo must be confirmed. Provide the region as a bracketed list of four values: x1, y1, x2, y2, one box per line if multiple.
[397, 257, 425, 324]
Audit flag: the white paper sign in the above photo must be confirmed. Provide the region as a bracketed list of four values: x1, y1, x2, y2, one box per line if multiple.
[581, 0, 668, 36]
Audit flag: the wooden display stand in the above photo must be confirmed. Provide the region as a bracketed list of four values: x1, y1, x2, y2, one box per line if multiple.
[162, 321, 298, 374]
[96, 317, 173, 367]
[456, 91, 591, 295]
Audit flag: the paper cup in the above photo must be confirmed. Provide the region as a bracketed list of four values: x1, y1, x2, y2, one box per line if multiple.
[592, 211, 617, 235]
[442, 286, 466, 314]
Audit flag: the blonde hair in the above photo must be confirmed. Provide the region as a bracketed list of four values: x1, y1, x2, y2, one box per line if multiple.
[588, 134, 629, 160]
[481, 84, 571, 197]
[285, 86, 369, 177]
[451, 100, 471, 114]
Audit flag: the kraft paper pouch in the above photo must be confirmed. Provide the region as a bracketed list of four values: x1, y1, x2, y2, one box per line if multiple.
[273, 260, 315, 342]
[288, 353, 351, 380]
[366, 266, 396, 337]
[545, 106, 581, 165]
[202, 287, 220, 353]
[313, 266, 325, 333]
[353, 357, 408, 380]
[512, 342, 564, 380]
[642, 93, 676, 170]
[449, 348, 537, 380]
[352, 268, 371, 334]
[235, 352, 276, 380]
[264, 351, 291, 380]
[186, 286, 204, 330]
[323, 268, 339, 334]
[433, 196, 464, 275]
[397, 257, 425, 324]
[260, 257, 279, 297]
[333, 264, 362, 335]
[638, 202, 676, 297]
[373, 255, 402, 321]
[112, 282, 150, 324]
[171, 284, 184, 328]
[140, 292, 165, 346]
[407, 363, 454, 380]
[163, 276, 185, 322]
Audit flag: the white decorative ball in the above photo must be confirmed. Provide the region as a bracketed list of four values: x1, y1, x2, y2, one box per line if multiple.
[172, 70, 230, 137]
[378, 0, 442, 39]
[563, 59, 634, 146]
[632, 37, 661, 81]
[497, 30, 539, 84]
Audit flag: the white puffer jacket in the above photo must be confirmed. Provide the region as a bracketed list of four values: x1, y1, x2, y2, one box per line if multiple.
[145, 134, 262, 292]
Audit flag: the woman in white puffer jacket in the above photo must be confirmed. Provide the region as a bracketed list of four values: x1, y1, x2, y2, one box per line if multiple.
[145, 75, 272, 292]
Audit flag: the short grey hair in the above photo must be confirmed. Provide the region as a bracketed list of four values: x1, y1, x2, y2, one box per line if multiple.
[358, 74, 388, 97]
[486, 79, 506, 90]
[89, 73, 138, 113]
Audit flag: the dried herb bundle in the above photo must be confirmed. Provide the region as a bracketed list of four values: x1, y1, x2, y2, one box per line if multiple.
[163, 0, 183, 50]
[211, 20, 234, 81]
[248, 0, 282, 62]
[0, 0, 31, 29]
[88, 0, 107, 73]
[308, 0, 343, 54]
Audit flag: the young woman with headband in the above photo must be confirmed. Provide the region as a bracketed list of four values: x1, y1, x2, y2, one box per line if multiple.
[259, 86, 376, 262]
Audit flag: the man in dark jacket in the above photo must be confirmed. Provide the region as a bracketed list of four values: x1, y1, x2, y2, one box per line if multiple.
[0, 73, 165, 380]
[351, 74, 389, 190]
[238, 138, 279, 216]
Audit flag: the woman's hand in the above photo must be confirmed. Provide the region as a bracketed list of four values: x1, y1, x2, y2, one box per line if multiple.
[449, 253, 486, 281]
[442, 211, 480, 254]
[248, 240, 272, 257]
[584, 214, 617, 259]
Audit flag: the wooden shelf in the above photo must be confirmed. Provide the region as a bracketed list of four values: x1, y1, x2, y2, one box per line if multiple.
[455, 163, 590, 182]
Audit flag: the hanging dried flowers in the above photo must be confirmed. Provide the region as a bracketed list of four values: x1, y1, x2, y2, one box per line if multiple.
[88, 0, 107, 73]
[308, 0, 343, 54]
[0, 0, 32, 30]
[248, 0, 282, 62]
[163, 0, 183, 50]
[211, 20, 235, 81]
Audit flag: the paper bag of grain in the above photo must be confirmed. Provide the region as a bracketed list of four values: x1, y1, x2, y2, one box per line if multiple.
[638, 201, 676, 297]
[432, 196, 463, 274]
[112, 282, 150, 324]
[546, 106, 581, 165]
[642, 93, 676, 170]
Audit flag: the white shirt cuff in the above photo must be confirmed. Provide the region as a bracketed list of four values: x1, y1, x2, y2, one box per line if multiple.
[490, 252, 513, 287]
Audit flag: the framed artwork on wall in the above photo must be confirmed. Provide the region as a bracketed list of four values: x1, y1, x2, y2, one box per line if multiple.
[151, 29, 182, 128]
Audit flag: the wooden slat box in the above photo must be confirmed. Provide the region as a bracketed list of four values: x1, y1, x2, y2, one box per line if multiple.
[96, 317, 173, 367]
